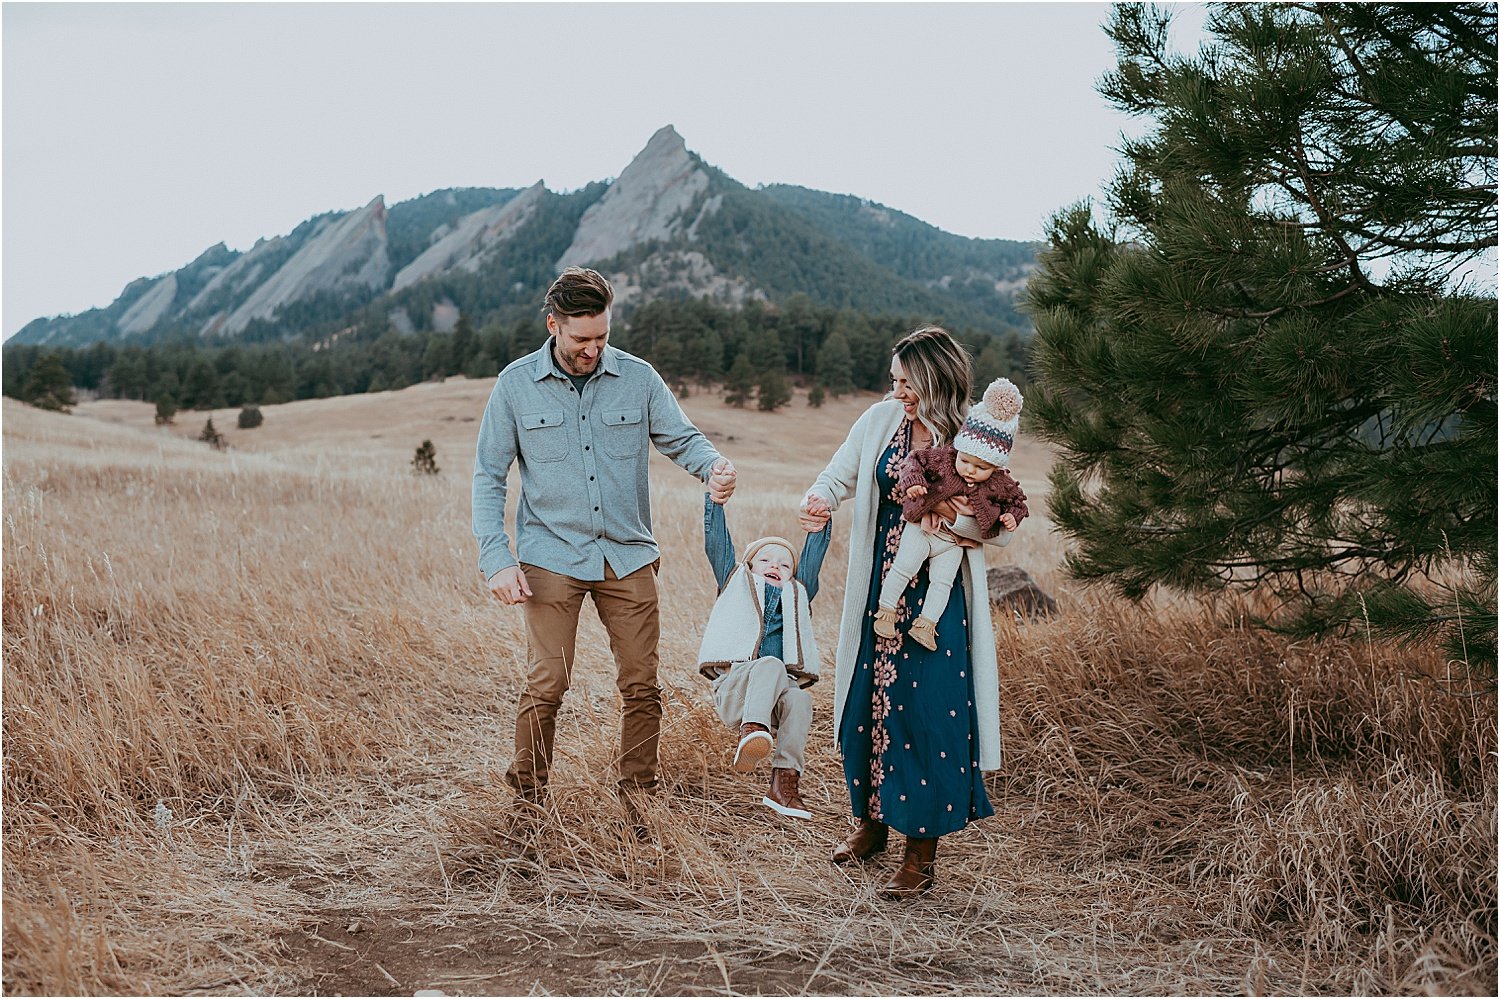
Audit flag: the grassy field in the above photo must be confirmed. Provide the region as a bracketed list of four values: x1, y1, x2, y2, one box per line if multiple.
[2, 380, 1494, 996]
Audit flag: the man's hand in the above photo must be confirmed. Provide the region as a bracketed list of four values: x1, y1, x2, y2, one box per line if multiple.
[799, 493, 831, 532]
[488, 565, 532, 605]
[904, 484, 928, 500]
[708, 459, 737, 504]
[999, 512, 1018, 532]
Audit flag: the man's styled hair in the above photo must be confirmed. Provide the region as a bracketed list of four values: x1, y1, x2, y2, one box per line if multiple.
[544, 267, 614, 319]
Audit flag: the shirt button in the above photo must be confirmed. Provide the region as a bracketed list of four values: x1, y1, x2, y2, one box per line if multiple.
[589, 475, 595, 481]
[584, 445, 590, 451]
[594, 506, 600, 512]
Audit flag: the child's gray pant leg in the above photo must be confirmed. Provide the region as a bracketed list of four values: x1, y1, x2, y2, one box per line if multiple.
[711, 657, 811, 772]
[770, 685, 812, 772]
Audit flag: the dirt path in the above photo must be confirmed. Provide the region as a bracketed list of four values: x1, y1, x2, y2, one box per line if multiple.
[284, 914, 847, 996]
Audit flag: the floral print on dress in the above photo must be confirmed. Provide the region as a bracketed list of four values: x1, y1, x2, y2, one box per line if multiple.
[840, 419, 994, 838]
[866, 421, 914, 817]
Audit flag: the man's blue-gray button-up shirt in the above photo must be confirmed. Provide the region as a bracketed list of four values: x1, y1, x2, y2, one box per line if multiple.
[472, 340, 724, 582]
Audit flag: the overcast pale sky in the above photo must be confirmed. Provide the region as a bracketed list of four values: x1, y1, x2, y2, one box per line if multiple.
[1, 1, 1209, 338]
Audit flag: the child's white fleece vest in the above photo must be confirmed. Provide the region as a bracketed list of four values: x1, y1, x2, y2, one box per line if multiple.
[697, 565, 822, 682]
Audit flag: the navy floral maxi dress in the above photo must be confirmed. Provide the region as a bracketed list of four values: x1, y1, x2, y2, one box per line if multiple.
[840, 421, 994, 837]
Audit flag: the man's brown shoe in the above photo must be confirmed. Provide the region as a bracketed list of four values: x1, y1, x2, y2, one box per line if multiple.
[762, 767, 812, 820]
[733, 722, 773, 772]
[880, 837, 937, 897]
[830, 817, 888, 864]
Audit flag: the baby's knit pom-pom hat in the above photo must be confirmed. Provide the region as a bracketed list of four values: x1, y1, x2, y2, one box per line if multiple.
[953, 377, 1023, 468]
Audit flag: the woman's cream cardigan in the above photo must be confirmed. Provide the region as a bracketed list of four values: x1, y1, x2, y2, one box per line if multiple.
[805, 399, 1009, 771]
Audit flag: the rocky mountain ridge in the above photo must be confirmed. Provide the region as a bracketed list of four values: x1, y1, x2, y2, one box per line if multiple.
[13, 126, 1038, 348]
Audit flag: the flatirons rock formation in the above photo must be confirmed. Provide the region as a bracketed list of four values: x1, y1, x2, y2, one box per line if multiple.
[558, 125, 711, 269]
[116, 273, 178, 335]
[11, 125, 1037, 348]
[216, 196, 390, 335]
[394, 181, 545, 292]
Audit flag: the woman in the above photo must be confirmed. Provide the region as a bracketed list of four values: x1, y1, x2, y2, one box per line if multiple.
[800, 326, 1011, 898]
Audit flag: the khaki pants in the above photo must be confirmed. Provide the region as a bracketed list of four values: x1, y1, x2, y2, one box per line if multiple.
[711, 656, 812, 772]
[506, 561, 661, 797]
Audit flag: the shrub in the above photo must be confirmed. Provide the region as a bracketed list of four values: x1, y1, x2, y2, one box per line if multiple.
[198, 418, 226, 451]
[412, 440, 439, 475]
[237, 405, 263, 430]
[154, 397, 177, 426]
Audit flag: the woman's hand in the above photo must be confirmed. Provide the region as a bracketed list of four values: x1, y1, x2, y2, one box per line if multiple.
[950, 494, 975, 517]
[929, 497, 959, 522]
[799, 493, 832, 532]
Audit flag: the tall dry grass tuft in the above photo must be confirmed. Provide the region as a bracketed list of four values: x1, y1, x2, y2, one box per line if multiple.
[992, 594, 1496, 990]
[3, 390, 1495, 996]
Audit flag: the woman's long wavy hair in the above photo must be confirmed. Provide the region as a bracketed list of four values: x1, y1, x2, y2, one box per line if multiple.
[890, 325, 972, 446]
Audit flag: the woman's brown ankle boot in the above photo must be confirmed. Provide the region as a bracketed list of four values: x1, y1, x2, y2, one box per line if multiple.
[830, 817, 888, 864]
[880, 836, 937, 897]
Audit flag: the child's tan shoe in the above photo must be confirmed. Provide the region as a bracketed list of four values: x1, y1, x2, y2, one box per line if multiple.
[908, 617, 938, 651]
[733, 723, 772, 772]
[873, 606, 899, 639]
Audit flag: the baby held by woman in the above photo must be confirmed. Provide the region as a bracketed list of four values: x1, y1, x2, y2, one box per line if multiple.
[875, 377, 1029, 650]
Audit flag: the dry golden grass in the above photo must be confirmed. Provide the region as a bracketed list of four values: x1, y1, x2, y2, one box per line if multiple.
[2, 381, 1494, 996]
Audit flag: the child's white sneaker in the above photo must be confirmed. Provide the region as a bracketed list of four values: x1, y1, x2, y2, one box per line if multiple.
[733, 723, 772, 772]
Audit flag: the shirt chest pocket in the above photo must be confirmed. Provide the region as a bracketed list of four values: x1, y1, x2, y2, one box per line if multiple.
[600, 407, 644, 459]
[519, 410, 567, 463]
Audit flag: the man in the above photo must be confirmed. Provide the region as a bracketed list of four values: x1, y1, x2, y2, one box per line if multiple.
[472, 266, 735, 854]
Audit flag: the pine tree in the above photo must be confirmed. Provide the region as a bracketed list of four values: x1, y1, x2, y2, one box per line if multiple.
[1028, 3, 1497, 668]
[22, 353, 76, 412]
[816, 328, 855, 396]
[154, 396, 177, 426]
[450, 313, 477, 379]
[757, 369, 792, 412]
[724, 354, 756, 408]
[181, 358, 224, 410]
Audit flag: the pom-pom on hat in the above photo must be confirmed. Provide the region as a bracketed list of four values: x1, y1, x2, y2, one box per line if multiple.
[953, 377, 1023, 468]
